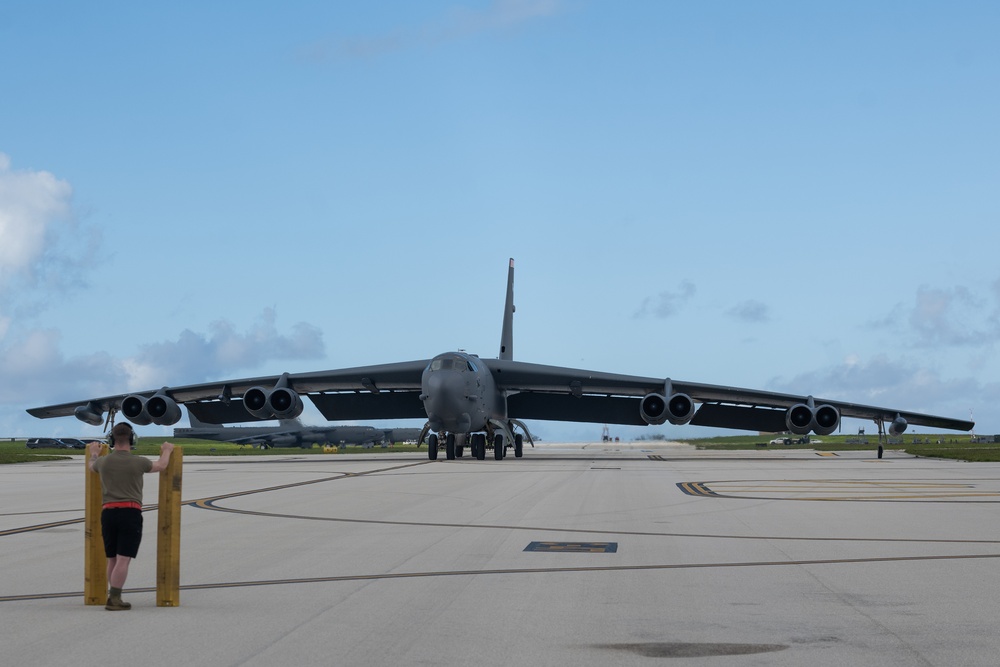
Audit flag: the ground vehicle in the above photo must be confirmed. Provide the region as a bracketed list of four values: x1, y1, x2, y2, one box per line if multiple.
[56, 438, 88, 449]
[26, 437, 70, 449]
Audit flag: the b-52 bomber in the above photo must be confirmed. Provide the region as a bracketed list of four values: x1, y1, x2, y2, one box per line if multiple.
[174, 414, 418, 449]
[28, 259, 974, 460]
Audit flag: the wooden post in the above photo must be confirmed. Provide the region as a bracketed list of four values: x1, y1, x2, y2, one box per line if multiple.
[84, 443, 109, 605]
[156, 446, 182, 607]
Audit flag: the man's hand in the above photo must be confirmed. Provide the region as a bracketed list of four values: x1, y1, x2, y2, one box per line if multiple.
[87, 441, 103, 457]
[161, 441, 175, 454]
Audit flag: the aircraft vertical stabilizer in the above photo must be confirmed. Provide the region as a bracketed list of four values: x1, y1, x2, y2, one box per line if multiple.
[499, 258, 515, 360]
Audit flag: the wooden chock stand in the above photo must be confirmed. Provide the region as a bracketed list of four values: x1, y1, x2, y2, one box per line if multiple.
[84, 443, 109, 605]
[156, 445, 182, 607]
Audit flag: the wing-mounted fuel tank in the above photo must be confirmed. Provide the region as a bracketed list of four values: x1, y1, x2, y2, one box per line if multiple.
[640, 380, 696, 426]
[889, 414, 908, 436]
[243, 373, 304, 420]
[121, 389, 183, 426]
[74, 401, 104, 426]
[785, 396, 840, 436]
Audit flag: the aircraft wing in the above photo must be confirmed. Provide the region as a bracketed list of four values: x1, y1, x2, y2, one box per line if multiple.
[26, 360, 431, 425]
[486, 359, 975, 432]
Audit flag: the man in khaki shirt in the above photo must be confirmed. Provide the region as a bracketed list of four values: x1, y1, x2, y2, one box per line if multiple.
[88, 422, 173, 611]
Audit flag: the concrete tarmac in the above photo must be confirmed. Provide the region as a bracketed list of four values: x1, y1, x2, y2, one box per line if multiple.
[4, 442, 1000, 666]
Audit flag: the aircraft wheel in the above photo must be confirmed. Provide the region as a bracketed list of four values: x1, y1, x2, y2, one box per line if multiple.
[446, 433, 456, 460]
[514, 433, 523, 458]
[494, 434, 504, 460]
[428, 434, 438, 461]
[878, 444, 884, 459]
[474, 434, 486, 460]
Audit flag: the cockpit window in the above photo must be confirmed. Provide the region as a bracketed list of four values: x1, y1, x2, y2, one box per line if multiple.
[429, 356, 473, 372]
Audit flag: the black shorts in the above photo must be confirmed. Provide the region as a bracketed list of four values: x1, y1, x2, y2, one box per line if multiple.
[101, 508, 144, 559]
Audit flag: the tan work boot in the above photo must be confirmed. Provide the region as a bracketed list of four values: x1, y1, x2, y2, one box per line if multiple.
[105, 587, 132, 611]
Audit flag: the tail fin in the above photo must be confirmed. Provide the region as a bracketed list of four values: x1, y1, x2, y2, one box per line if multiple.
[188, 411, 210, 428]
[499, 258, 515, 360]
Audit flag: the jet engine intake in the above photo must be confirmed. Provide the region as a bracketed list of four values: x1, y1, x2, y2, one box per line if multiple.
[243, 385, 304, 420]
[640, 392, 696, 426]
[812, 404, 840, 436]
[121, 391, 182, 426]
[121, 395, 153, 425]
[146, 393, 182, 426]
[785, 402, 840, 436]
[889, 415, 908, 437]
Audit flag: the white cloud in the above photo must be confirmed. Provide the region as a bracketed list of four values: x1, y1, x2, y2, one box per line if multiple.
[5, 310, 326, 434]
[128, 308, 325, 388]
[871, 279, 1000, 348]
[0, 154, 328, 435]
[0, 153, 74, 291]
[767, 353, 990, 426]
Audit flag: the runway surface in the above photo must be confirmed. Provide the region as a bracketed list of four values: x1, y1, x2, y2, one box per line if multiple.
[4, 442, 1000, 666]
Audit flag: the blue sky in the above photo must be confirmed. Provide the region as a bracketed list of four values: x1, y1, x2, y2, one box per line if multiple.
[2, 0, 998, 441]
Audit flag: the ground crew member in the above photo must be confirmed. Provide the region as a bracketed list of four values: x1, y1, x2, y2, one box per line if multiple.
[88, 423, 174, 611]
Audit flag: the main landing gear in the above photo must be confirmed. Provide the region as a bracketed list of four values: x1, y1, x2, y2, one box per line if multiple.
[424, 429, 525, 461]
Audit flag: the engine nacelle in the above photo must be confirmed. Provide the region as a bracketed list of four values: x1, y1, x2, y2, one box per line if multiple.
[243, 384, 304, 421]
[666, 393, 696, 425]
[812, 404, 840, 436]
[121, 394, 153, 425]
[786, 403, 813, 435]
[640, 392, 696, 426]
[785, 402, 840, 435]
[74, 402, 104, 426]
[267, 387, 304, 420]
[889, 415, 908, 437]
[121, 391, 182, 426]
[146, 393, 182, 426]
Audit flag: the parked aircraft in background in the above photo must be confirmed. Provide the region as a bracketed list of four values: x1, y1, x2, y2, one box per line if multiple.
[28, 259, 974, 461]
[174, 414, 416, 449]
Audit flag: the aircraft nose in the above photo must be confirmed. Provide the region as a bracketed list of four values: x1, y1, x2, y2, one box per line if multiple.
[422, 371, 464, 422]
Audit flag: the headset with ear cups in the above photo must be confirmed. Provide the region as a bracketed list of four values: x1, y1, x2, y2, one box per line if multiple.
[107, 423, 137, 448]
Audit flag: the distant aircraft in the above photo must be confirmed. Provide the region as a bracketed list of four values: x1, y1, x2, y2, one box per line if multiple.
[27, 258, 974, 461]
[173, 414, 409, 449]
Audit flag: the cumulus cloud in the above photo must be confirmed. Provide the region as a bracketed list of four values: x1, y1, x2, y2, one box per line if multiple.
[727, 299, 770, 324]
[872, 280, 1000, 348]
[0, 155, 326, 434]
[126, 308, 325, 389]
[300, 0, 564, 62]
[634, 281, 696, 318]
[767, 353, 991, 424]
[2, 309, 325, 407]
[0, 153, 75, 291]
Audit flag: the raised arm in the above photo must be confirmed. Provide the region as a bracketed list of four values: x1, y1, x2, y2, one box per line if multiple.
[149, 441, 175, 473]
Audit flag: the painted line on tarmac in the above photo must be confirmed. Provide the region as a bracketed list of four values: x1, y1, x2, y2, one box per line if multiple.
[0, 461, 431, 538]
[678, 479, 1000, 502]
[9, 551, 1000, 603]
[192, 498, 1000, 545]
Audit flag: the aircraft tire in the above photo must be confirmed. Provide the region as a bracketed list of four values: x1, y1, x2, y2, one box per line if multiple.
[514, 434, 523, 458]
[474, 434, 486, 460]
[878, 444, 884, 459]
[494, 434, 504, 460]
[428, 434, 438, 461]
[446, 433, 456, 460]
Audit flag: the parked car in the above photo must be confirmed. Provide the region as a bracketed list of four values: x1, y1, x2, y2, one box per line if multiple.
[56, 438, 88, 449]
[26, 437, 71, 449]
